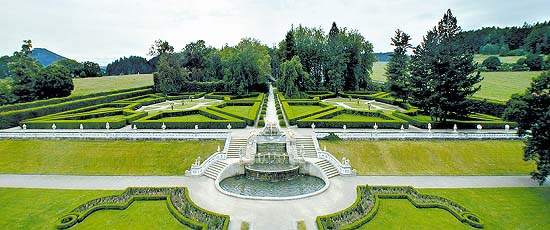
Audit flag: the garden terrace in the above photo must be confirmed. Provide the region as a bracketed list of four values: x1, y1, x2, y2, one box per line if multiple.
[278, 93, 336, 125]
[204, 92, 263, 101]
[206, 95, 264, 126]
[305, 91, 337, 100]
[298, 108, 408, 129]
[316, 185, 483, 230]
[132, 108, 246, 129]
[56, 187, 229, 230]
[0, 87, 153, 129]
[392, 111, 517, 129]
[22, 106, 147, 129]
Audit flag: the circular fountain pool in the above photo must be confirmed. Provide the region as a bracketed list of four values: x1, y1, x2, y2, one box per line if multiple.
[218, 174, 326, 199]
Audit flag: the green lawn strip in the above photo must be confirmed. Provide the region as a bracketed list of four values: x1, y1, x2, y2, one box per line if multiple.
[371, 62, 387, 82]
[72, 74, 154, 96]
[298, 108, 406, 128]
[289, 105, 326, 117]
[0, 140, 222, 175]
[320, 140, 535, 175]
[134, 108, 247, 129]
[154, 114, 218, 122]
[338, 187, 550, 229]
[216, 105, 252, 118]
[473, 54, 525, 64]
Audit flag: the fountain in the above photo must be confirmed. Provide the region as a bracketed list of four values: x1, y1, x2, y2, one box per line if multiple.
[218, 85, 328, 199]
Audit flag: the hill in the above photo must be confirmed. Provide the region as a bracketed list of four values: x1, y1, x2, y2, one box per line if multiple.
[30, 48, 66, 66]
[374, 52, 392, 62]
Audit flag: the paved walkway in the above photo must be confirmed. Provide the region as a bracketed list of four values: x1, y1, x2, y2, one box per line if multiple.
[1, 174, 546, 230]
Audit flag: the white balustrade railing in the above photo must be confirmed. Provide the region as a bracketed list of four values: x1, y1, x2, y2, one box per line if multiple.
[187, 151, 227, 176]
[223, 134, 232, 154]
[318, 150, 353, 176]
[0, 131, 228, 140]
[315, 131, 521, 140]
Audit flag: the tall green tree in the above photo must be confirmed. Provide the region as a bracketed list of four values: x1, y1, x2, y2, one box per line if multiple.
[325, 22, 347, 94]
[153, 54, 188, 95]
[181, 40, 222, 82]
[34, 65, 74, 99]
[9, 40, 42, 102]
[292, 25, 327, 87]
[386, 29, 412, 102]
[410, 9, 482, 121]
[220, 38, 271, 95]
[277, 56, 310, 98]
[78, 61, 102, 78]
[53, 59, 83, 77]
[0, 78, 16, 105]
[282, 28, 297, 61]
[504, 72, 550, 184]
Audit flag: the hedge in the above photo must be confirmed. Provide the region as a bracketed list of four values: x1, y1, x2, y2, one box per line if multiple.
[305, 91, 337, 100]
[0, 86, 152, 113]
[298, 108, 408, 129]
[279, 94, 337, 125]
[132, 108, 246, 129]
[467, 97, 507, 117]
[55, 187, 229, 230]
[206, 96, 264, 126]
[0, 88, 153, 129]
[22, 109, 147, 129]
[316, 185, 483, 230]
[392, 111, 517, 129]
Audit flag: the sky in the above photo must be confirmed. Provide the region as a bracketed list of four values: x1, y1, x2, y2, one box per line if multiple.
[1, 0, 549, 65]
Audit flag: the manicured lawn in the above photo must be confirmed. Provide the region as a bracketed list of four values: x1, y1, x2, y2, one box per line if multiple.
[371, 61, 387, 82]
[0, 140, 222, 175]
[72, 74, 153, 96]
[362, 187, 550, 229]
[327, 113, 390, 122]
[288, 105, 325, 117]
[0, 188, 189, 229]
[156, 114, 218, 122]
[218, 105, 253, 117]
[138, 99, 219, 113]
[474, 71, 542, 102]
[320, 140, 535, 175]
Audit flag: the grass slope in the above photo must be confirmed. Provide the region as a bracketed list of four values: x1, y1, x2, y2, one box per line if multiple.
[474, 71, 542, 102]
[320, 140, 534, 175]
[0, 188, 189, 229]
[368, 61, 539, 102]
[473, 54, 525, 64]
[0, 140, 222, 175]
[362, 187, 550, 229]
[72, 74, 153, 96]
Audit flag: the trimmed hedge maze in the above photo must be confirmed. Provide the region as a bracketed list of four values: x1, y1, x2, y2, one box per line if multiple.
[18, 91, 263, 129]
[298, 108, 407, 129]
[56, 187, 229, 230]
[316, 185, 483, 230]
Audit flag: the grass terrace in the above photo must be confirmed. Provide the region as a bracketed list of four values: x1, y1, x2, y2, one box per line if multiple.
[299, 108, 407, 128]
[320, 140, 535, 175]
[0, 140, 223, 175]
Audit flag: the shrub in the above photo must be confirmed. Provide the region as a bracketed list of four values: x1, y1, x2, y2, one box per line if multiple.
[482, 56, 501, 71]
[132, 108, 246, 129]
[298, 109, 408, 129]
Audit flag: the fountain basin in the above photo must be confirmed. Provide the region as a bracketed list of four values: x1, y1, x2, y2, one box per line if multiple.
[215, 161, 330, 200]
[245, 163, 299, 181]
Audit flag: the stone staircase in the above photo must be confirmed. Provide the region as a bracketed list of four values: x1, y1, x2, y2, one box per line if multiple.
[314, 159, 340, 178]
[226, 137, 248, 158]
[295, 137, 318, 158]
[204, 161, 229, 180]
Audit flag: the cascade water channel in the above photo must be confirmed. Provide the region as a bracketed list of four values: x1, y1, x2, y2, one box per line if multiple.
[218, 85, 328, 199]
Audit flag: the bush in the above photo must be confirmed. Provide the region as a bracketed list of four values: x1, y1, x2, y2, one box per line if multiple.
[479, 44, 501, 55]
[506, 48, 526, 56]
[482, 56, 501, 71]
[298, 108, 408, 129]
[525, 54, 544, 71]
[133, 109, 246, 129]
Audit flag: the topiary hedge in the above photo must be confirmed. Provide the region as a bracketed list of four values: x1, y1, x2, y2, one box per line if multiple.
[132, 108, 246, 129]
[0, 88, 153, 129]
[298, 108, 408, 129]
[22, 108, 147, 129]
[55, 187, 229, 230]
[278, 93, 337, 125]
[316, 185, 483, 230]
[392, 111, 517, 129]
[206, 95, 264, 126]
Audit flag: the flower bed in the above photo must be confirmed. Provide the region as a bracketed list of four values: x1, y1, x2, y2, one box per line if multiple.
[316, 185, 484, 229]
[55, 187, 229, 230]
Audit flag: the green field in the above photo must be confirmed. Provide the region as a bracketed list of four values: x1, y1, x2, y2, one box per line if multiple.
[288, 105, 325, 117]
[361, 187, 550, 229]
[72, 74, 153, 96]
[473, 54, 525, 64]
[370, 62, 539, 101]
[0, 140, 222, 175]
[371, 61, 387, 82]
[218, 105, 253, 118]
[320, 140, 534, 175]
[474, 71, 542, 101]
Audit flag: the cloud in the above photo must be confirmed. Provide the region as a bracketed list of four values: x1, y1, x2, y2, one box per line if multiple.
[0, 0, 548, 65]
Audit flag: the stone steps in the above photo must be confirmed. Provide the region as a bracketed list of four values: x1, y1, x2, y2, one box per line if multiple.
[204, 161, 229, 179]
[227, 138, 248, 158]
[315, 159, 340, 178]
[295, 137, 318, 158]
